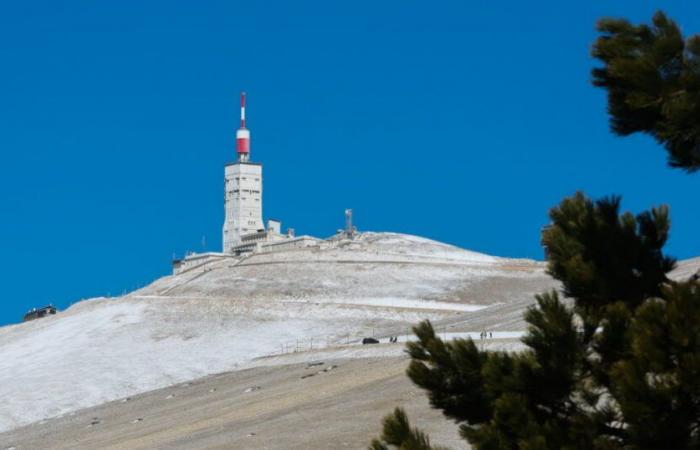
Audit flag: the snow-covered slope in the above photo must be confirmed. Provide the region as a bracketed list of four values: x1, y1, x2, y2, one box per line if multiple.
[670, 257, 700, 281]
[0, 233, 549, 432]
[9, 231, 677, 433]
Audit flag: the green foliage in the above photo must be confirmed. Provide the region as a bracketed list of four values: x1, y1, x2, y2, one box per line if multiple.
[369, 407, 450, 450]
[611, 282, 700, 449]
[404, 290, 589, 450]
[369, 11, 700, 449]
[405, 321, 492, 424]
[542, 192, 675, 329]
[592, 11, 700, 171]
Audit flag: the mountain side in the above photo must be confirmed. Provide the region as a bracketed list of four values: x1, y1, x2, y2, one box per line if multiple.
[2, 232, 696, 436]
[0, 233, 556, 433]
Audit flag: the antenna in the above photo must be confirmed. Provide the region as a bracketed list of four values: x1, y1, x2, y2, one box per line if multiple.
[345, 209, 354, 237]
[236, 91, 250, 161]
[240, 91, 246, 128]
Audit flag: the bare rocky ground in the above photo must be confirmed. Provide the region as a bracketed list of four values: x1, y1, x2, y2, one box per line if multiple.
[0, 355, 469, 450]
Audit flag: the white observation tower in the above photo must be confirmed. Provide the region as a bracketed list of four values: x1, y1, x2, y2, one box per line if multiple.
[222, 92, 264, 253]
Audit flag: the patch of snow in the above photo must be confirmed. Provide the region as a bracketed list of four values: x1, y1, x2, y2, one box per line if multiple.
[670, 257, 700, 281]
[358, 232, 501, 263]
[282, 297, 487, 312]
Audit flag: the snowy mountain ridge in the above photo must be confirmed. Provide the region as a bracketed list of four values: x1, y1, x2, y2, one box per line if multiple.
[0, 232, 695, 434]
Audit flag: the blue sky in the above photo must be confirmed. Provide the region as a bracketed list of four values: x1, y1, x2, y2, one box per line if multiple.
[1, 1, 699, 325]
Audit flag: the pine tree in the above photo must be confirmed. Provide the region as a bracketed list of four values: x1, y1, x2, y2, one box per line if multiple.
[371, 12, 700, 450]
[592, 11, 700, 172]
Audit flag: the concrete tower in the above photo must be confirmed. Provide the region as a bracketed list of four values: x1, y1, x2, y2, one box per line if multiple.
[223, 92, 264, 253]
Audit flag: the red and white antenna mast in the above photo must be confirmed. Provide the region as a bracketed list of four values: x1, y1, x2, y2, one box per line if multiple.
[236, 91, 250, 162]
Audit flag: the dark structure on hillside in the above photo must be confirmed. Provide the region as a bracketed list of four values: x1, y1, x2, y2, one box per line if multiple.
[23, 305, 57, 322]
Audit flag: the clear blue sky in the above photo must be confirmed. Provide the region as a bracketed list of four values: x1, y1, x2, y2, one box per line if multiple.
[1, 1, 699, 326]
